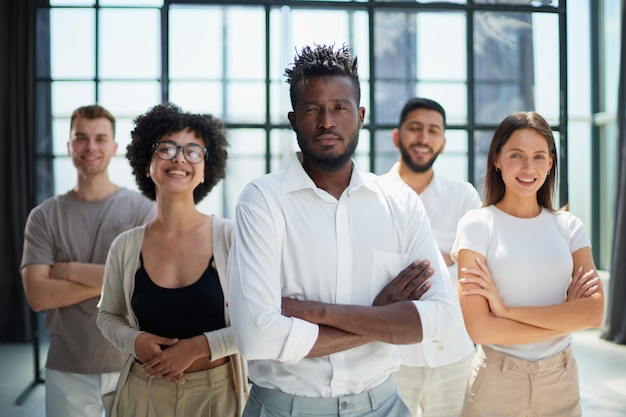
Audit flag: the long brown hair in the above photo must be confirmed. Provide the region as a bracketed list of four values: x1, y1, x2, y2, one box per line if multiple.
[482, 111, 557, 210]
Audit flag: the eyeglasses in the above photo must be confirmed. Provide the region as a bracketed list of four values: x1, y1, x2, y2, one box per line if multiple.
[152, 142, 207, 164]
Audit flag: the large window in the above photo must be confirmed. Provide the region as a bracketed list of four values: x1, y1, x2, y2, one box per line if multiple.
[35, 0, 618, 269]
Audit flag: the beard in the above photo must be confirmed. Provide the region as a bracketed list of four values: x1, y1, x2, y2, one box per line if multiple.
[399, 142, 442, 173]
[297, 129, 359, 172]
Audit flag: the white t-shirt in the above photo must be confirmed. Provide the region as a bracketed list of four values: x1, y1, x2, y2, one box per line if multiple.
[384, 163, 479, 367]
[228, 153, 457, 397]
[452, 205, 591, 361]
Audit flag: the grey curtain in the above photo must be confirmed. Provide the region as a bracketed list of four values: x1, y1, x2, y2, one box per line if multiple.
[0, 0, 37, 342]
[601, 0, 626, 345]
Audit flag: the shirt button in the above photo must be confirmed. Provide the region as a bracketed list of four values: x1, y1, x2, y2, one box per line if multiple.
[340, 401, 348, 410]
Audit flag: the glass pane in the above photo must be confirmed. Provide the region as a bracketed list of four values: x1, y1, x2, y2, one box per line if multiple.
[50, 0, 94, 5]
[99, 9, 160, 78]
[227, 129, 268, 214]
[373, 129, 396, 175]
[416, 13, 466, 81]
[416, 83, 467, 125]
[270, 129, 298, 172]
[474, 11, 559, 124]
[532, 13, 560, 124]
[473, 0, 558, 5]
[354, 129, 371, 171]
[51, 82, 96, 117]
[473, 129, 493, 186]
[53, 157, 75, 195]
[270, 80, 292, 125]
[436, 130, 470, 184]
[170, 6, 223, 79]
[197, 181, 225, 217]
[226, 8, 265, 80]
[50, 9, 95, 78]
[53, 118, 70, 156]
[567, 1, 591, 118]
[226, 82, 266, 123]
[169, 81, 223, 116]
[373, 11, 465, 125]
[100, 0, 163, 5]
[98, 81, 161, 120]
[108, 156, 138, 191]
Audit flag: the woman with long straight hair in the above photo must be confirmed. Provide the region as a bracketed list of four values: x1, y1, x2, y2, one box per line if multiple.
[452, 111, 604, 417]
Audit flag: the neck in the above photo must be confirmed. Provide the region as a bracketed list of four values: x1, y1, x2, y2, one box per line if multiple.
[303, 160, 353, 200]
[397, 161, 433, 194]
[495, 194, 542, 218]
[72, 173, 118, 202]
[152, 193, 203, 233]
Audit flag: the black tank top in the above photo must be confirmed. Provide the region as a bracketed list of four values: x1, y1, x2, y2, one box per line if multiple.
[131, 252, 226, 339]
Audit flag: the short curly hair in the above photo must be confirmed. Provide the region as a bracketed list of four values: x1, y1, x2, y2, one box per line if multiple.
[284, 44, 360, 109]
[126, 103, 228, 204]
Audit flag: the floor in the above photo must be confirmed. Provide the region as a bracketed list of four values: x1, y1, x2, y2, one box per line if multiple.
[1, 329, 625, 417]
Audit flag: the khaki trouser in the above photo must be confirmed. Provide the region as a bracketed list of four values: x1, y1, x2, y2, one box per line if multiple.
[461, 345, 581, 417]
[116, 360, 237, 417]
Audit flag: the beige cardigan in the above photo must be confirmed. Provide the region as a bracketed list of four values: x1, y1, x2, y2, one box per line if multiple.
[97, 217, 248, 416]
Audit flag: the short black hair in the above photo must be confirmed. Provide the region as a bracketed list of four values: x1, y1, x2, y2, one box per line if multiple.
[126, 103, 228, 204]
[398, 98, 446, 128]
[284, 44, 360, 108]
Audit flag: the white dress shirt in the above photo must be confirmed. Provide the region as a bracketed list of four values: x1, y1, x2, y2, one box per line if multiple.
[228, 153, 456, 398]
[384, 163, 479, 367]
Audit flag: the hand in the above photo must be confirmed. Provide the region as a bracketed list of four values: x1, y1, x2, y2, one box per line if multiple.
[567, 266, 600, 301]
[49, 262, 70, 280]
[459, 257, 508, 318]
[141, 338, 203, 383]
[372, 260, 433, 306]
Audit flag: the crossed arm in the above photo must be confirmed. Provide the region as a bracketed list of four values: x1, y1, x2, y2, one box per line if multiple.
[21, 262, 105, 311]
[457, 247, 604, 346]
[281, 260, 434, 357]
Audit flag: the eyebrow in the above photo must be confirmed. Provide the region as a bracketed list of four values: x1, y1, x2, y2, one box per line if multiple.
[504, 147, 549, 154]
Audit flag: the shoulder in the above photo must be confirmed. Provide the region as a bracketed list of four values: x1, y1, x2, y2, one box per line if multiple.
[110, 224, 146, 250]
[435, 175, 479, 195]
[212, 216, 234, 235]
[115, 188, 152, 204]
[551, 209, 586, 230]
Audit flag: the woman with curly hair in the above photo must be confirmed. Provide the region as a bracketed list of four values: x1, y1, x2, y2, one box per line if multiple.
[97, 103, 247, 417]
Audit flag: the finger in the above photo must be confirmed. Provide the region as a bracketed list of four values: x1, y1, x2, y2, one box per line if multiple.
[402, 267, 433, 295]
[583, 284, 599, 297]
[409, 281, 431, 300]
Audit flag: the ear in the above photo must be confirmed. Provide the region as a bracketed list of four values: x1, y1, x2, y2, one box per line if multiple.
[392, 128, 400, 150]
[287, 111, 297, 132]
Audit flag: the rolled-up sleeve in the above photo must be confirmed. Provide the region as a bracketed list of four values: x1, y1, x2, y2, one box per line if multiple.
[227, 184, 319, 363]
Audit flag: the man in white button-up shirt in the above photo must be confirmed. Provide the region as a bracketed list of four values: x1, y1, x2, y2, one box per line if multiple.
[228, 45, 457, 417]
[384, 98, 481, 417]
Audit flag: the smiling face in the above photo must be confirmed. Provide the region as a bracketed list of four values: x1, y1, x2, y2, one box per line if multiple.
[287, 75, 365, 172]
[68, 116, 118, 177]
[495, 128, 554, 200]
[149, 129, 205, 199]
[394, 108, 446, 173]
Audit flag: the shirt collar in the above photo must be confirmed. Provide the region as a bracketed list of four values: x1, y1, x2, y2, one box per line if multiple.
[282, 152, 377, 197]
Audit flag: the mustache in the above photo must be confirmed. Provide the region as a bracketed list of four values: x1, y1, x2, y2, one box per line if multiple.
[314, 129, 343, 140]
